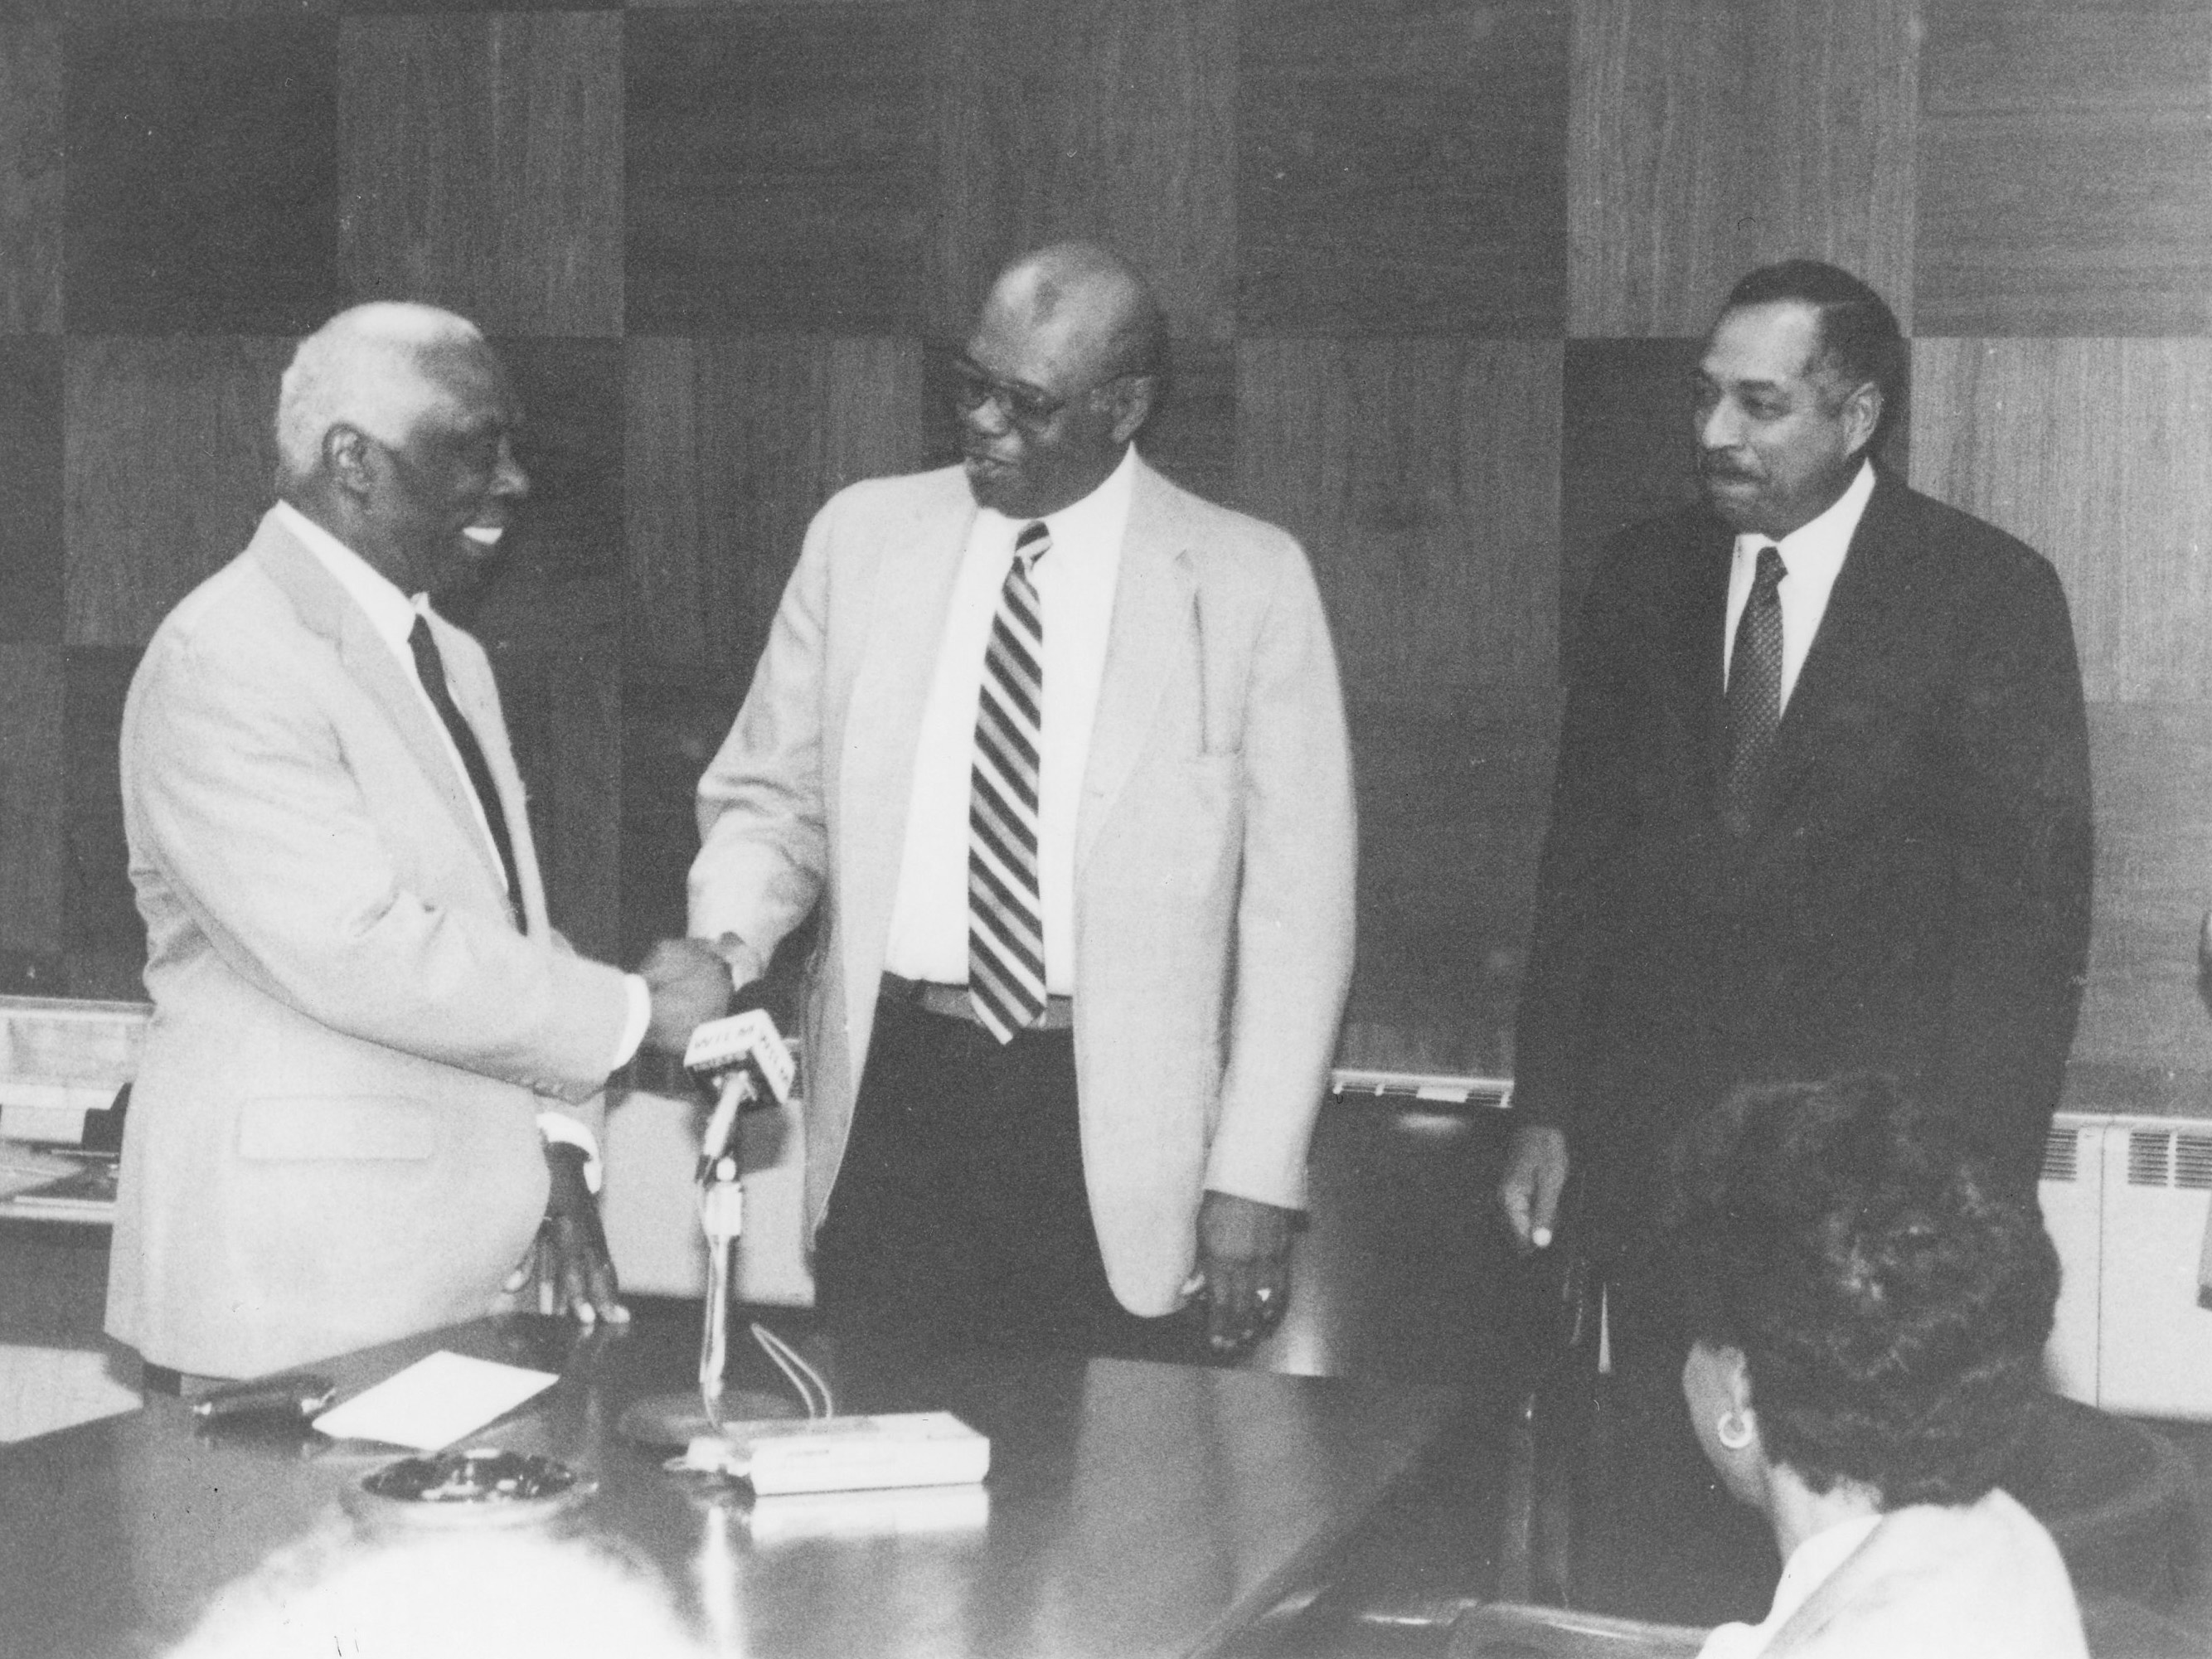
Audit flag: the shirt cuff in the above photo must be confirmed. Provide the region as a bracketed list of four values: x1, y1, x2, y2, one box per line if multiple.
[611, 973, 652, 1070]
[537, 1113, 604, 1196]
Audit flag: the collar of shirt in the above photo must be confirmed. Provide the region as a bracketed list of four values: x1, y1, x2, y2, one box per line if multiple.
[974, 440, 1138, 566]
[880, 446, 1138, 995]
[1695, 1511, 1882, 1659]
[1721, 458, 1876, 711]
[270, 497, 510, 894]
[1763, 1511, 1885, 1642]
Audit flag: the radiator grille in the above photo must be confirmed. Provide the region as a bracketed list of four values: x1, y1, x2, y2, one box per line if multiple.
[2126, 1128, 2212, 1190]
[2040, 1126, 2079, 1184]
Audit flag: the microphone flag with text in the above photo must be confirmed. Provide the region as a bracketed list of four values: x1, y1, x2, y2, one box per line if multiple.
[685, 1008, 796, 1186]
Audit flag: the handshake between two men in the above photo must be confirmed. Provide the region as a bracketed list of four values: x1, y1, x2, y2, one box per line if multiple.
[638, 937, 742, 1055]
[537, 934, 1302, 1363]
[104, 287, 1345, 1390]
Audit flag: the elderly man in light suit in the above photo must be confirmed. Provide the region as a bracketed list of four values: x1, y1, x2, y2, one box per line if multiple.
[108, 304, 729, 1384]
[690, 244, 1356, 1359]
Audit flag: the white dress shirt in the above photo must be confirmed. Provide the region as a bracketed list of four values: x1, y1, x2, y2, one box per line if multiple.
[1721, 460, 1876, 711]
[273, 501, 648, 1091]
[882, 446, 1137, 995]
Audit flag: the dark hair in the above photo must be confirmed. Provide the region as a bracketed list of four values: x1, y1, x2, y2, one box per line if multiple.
[1662, 1071, 2058, 1509]
[1722, 260, 1907, 449]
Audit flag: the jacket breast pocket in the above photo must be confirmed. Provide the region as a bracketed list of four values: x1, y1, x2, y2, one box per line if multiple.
[236, 1096, 439, 1162]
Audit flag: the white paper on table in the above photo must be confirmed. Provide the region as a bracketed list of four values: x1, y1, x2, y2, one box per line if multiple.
[311, 1351, 559, 1450]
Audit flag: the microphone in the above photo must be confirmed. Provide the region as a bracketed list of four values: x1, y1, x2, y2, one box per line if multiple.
[681, 1008, 798, 1432]
[618, 1008, 801, 1452]
[684, 1008, 796, 1182]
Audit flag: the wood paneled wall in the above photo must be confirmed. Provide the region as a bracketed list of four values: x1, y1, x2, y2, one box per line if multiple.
[1, 0, 2207, 1089]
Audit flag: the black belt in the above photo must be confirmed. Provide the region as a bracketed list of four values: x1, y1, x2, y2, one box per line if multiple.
[880, 973, 1075, 1031]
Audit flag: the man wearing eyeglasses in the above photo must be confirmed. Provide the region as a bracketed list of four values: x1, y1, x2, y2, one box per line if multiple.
[689, 243, 1356, 1360]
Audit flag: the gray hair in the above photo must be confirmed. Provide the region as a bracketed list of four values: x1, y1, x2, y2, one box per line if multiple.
[274, 303, 485, 483]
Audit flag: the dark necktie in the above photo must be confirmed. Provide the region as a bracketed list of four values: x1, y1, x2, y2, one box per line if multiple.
[1723, 544, 1787, 831]
[968, 521, 1050, 1042]
[407, 615, 527, 932]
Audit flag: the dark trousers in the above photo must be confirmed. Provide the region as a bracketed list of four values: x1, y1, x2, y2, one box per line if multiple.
[1546, 1264, 1777, 1623]
[813, 994, 1197, 1362]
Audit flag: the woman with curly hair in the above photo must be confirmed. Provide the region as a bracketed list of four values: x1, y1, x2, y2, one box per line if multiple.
[1663, 1070, 2088, 1657]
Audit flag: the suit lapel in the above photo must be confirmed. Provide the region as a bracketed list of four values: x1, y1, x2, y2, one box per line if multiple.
[249, 512, 517, 913]
[1662, 515, 1734, 798]
[1077, 460, 1185, 872]
[1760, 471, 1920, 814]
[839, 475, 977, 976]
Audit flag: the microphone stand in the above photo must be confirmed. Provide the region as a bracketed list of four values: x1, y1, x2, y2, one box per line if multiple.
[696, 1070, 752, 1432]
[615, 1063, 796, 1449]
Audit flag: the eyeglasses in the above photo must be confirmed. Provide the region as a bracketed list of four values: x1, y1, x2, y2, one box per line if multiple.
[952, 360, 1124, 434]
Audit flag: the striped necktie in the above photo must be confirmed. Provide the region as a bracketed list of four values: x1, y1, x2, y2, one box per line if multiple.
[968, 521, 1050, 1042]
[1722, 543, 1787, 832]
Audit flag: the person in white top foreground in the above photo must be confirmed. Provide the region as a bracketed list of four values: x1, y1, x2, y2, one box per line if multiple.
[1661, 1071, 2088, 1659]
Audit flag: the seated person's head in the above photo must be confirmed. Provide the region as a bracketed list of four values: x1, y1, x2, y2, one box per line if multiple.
[166, 1527, 706, 1659]
[1661, 1070, 2058, 1516]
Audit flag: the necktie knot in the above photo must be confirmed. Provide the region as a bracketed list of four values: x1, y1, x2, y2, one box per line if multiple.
[1013, 520, 1050, 574]
[1752, 542, 1786, 594]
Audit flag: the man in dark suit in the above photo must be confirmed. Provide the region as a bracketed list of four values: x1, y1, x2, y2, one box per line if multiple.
[1492, 259, 2092, 1618]
[1500, 257, 2092, 1312]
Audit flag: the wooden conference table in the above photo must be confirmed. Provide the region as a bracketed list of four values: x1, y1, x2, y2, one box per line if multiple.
[0, 1308, 1459, 1659]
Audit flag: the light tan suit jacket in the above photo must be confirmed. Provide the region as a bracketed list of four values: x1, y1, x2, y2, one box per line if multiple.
[690, 458, 1356, 1316]
[106, 508, 632, 1378]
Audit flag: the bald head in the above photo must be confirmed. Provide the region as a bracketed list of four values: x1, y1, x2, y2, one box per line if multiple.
[986, 242, 1167, 386]
[958, 243, 1166, 518]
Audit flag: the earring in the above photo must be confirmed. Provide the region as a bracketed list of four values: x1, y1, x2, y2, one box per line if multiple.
[1715, 1409, 1754, 1452]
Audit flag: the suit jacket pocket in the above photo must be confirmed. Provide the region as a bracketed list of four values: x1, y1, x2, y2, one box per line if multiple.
[236, 1096, 439, 1162]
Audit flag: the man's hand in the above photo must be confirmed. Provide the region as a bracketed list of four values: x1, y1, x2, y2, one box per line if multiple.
[506, 1144, 629, 1327]
[639, 937, 730, 1053]
[1498, 1124, 1569, 1254]
[1194, 1191, 1297, 1356]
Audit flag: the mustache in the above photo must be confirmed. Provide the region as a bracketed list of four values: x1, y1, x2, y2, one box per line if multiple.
[1699, 455, 1759, 482]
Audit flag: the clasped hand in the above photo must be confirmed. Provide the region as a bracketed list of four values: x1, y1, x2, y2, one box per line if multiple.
[639, 936, 732, 1052]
